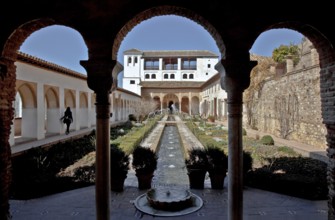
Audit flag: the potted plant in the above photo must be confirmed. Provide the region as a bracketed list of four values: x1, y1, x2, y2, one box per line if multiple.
[185, 147, 208, 189]
[132, 146, 158, 190]
[205, 146, 228, 189]
[110, 144, 130, 192]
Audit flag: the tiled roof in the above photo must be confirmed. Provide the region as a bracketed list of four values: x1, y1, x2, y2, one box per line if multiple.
[123, 49, 218, 58]
[123, 48, 143, 55]
[16, 51, 87, 80]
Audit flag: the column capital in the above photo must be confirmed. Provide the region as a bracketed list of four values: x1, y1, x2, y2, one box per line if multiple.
[80, 59, 118, 95]
[215, 58, 257, 95]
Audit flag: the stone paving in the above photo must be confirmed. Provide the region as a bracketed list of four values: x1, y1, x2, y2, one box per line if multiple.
[9, 116, 329, 219]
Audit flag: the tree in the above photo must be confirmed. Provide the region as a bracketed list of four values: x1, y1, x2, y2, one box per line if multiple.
[272, 43, 300, 65]
[133, 98, 157, 122]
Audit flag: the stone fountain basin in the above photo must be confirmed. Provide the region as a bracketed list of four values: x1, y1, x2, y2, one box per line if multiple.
[146, 188, 193, 211]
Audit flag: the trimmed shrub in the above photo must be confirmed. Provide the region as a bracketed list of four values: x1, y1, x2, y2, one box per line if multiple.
[128, 114, 137, 121]
[260, 135, 274, 145]
[243, 151, 253, 175]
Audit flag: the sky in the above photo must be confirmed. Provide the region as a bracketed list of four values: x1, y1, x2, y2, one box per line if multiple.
[19, 15, 304, 84]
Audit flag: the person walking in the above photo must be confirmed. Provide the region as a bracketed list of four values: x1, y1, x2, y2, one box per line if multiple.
[60, 107, 73, 135]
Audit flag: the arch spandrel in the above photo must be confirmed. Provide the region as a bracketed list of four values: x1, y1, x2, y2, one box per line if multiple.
[112, 5, 225, 61]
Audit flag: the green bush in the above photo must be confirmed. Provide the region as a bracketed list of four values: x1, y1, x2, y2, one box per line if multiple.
[205, 145, 228, 172]
[10, 133, 96, 199]
[128, 114, 137, 121]
[132, 146, 158, 172]
[245, 156, 327, 200]
[243, 151, 253, 175]
[260, 135, 274, 145]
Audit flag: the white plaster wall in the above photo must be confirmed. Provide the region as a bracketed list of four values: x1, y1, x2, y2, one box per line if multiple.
[197, 58, 218, 81]
[21, 109, 37, 138]
[109, 89, 141, 122]
[47, 108, 62, 133]
[122, 78, 141, 95]
[201, 80, 227, 117]
[79, 108, 89, 128]
[15, 60, 95, 130]
[16, 63, 92, 93]
[123, 55, 142, 78]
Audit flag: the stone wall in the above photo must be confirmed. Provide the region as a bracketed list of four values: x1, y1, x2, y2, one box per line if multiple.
[244, 38, 327, 149]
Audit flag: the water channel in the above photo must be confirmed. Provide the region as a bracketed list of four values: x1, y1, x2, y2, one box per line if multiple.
[152, 124, 189, 188]
[134, 116, 203, 216]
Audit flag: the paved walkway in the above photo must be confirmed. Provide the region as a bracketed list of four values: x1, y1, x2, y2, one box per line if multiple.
[9, 117, 329, 219]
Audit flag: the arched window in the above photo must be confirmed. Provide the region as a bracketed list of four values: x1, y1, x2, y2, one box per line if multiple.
[128, 57, 132, 65]
[189, 74, 194, 79]
[145, 74, 150, 79]
[183, 74, 187, 79]
[164, 74, 168, 79]
[170, 74, 175, 79]
[151, 74, 156, 79]
[134, 57, 138, 64]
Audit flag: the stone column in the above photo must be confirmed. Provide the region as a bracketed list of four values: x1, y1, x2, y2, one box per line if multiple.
[216, 58, 257, 220]
[75, 90, 80, 131]
[0, 58, 16, 220]
[36, 82, 45, 140]
[81, 59, 116, 220]
[59, 87, 65, 134]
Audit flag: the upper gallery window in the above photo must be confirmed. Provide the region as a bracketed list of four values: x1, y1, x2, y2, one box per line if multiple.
[144, 58, 159, 70]
[163, 58, 178, 70]
[181, 58, 196, 70]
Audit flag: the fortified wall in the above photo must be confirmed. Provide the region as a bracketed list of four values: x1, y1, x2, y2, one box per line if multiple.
[243, 38, 327, 149]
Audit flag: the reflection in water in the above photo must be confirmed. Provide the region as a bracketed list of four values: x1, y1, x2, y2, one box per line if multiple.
[152, 124, 189, 189]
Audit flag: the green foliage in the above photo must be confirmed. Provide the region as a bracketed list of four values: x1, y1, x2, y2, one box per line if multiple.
[128, 114, 137, 121]
[185, 147, 208, 169]
[73, 166, 95, 183]
[243, 151, 253, 175]
[132, 146, 158, 172]
[205, 145, 228, 172]
[245, 157, 327, 200]
[111, 115, 162, 154]
[277, 146, 297, 155]
[110, 144, 130, 175]
[272, 43, 300, 65]
[260, 135, 274, 145]
[10, 133, 96, 199]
